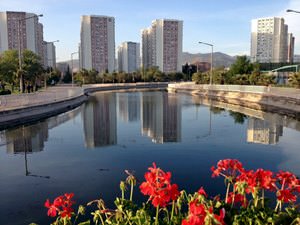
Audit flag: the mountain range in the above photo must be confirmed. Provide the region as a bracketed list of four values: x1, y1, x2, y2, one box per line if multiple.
[57, 52, 300, 72]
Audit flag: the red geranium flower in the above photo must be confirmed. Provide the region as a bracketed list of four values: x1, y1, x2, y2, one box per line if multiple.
[140, 163, 179, 208]
[277, 189, 297, 203]
[211, 159, 244, 179]
[44, 193, 75, 219]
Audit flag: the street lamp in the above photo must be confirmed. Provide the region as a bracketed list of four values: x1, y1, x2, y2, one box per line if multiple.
[71, 52, 79, 87]
[286, 9, 300, 13]
[198, 41, 214, 85]
[18, 14, 43, 93]
[43, 40, 59, 88]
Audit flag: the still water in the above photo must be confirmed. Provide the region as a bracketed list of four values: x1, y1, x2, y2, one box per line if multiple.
[1, 91, 300, 224]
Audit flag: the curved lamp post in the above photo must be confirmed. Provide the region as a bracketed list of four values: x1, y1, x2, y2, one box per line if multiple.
[18, 14, 43, 93]
[198, 41, 214, 85]
[286, 9, 300, 14]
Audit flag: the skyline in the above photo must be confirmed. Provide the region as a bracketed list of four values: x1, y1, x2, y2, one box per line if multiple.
[1, 0, 299, 62]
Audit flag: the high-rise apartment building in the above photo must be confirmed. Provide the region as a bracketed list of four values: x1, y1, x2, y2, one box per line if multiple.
[288, 33, 295, 63]
[0, 11, 44, 59]
[251, 17, 294, 63]
[141, 19, 183, 73]
[43, 41, 57, 68]
[80, 15, 115, 73]
[117, 42, 140, 73]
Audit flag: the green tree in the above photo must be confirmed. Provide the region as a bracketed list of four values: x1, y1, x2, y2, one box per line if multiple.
[229, 55, 253, 75]
[22, 49, 43, 89]
[0, 50, 19, 91]
[288, 72, 300, 88]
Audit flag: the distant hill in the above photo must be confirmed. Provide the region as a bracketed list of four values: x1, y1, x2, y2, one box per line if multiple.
[181, 52, 236, 68]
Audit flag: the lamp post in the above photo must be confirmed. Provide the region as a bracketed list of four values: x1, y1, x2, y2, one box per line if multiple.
[198, 41, 214, 85]
[71, 52, 79, 87]
[18, 14, 43, 93]
[286, 9, 300, 13]
[43, 40, 59, 89]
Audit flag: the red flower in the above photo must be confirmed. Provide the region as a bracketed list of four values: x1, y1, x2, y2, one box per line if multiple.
[44, 199, 58, 217]
[211, 159, 244, 179]
[276, 171, 298, 189]
[140, 163, 179, 208]
[277, 189, 297, 203]
[197, 187, 208, 198]
[226, 192, 248, 207]
[182, 200, 206, 225]
[44, 193, 75, 219]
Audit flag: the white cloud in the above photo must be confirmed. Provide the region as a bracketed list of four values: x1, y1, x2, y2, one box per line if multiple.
[279, 0, 300, 54]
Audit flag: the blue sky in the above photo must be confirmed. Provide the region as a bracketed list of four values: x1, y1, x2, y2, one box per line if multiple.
[1, 0, 299, 62]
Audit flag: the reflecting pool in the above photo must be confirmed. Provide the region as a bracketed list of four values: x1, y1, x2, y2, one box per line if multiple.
[1, 91, 300, 224]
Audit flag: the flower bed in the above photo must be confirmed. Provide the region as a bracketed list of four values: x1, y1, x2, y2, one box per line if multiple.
[33, 159, 300, 225]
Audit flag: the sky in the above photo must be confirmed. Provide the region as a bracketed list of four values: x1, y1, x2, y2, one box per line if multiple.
[0, 0, 299, 62]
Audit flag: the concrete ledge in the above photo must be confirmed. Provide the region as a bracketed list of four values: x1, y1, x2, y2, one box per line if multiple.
[168, 84, 300, 119]
[0, 95, 87, 129]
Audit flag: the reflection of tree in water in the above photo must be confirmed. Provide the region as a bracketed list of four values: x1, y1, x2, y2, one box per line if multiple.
[210, 106, 225, 115]
[229, 111, 247, 124]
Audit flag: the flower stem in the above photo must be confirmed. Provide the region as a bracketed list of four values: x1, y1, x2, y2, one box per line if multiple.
[261, 189, 265, 208]
[170, 200, 175, 223]
[225, 183, 230, 203]
[155, 206, 159, 225]
[130, 180, 134, 201]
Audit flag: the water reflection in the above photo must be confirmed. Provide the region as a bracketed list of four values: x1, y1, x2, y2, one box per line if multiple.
[0, 108, 80, 154]
[118, 93, 140, 122]
[247, 117, 283, 145]
[192, 95, 293, 145]
[82, 93, 117, 148]
[141, 92, 181, 143]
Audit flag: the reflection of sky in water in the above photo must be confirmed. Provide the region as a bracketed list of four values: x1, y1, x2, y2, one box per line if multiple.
[0, 91, 300, 224]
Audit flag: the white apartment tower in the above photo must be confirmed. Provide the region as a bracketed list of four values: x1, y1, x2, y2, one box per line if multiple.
[0, 11, 44, 59]
[141, 19, 183, 73]
[43, 41, 56, 68]
[251, 17, 294, 63]
[117, 42, 140, 73]
[80, 15, 115, 73]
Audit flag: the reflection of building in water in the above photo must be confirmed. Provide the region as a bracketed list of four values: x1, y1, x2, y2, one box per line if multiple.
[247, 117, 283, 145]
[118, 93, 140, 122]
[6, 123, 49, 154]
[83, 93, 117, 148]
[141, 92, 181, 143]
[3, 106, 81, 154]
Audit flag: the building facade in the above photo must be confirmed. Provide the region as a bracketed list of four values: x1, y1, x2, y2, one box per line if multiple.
[117, 42, 140, 73]
[80, 15, 115, 73]
[141, 19, 183, 73]
[287, 33, 295, 63]
[43, 41, 56, 68]
[0, 12, 43, 58]
[251, 17, 294, 63]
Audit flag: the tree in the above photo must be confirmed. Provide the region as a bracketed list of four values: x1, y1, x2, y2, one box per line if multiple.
[22, 50, 43, 89]
[288, 72, 300, 88]
[229, 56, 253, 75]
[0, 50, 19, 91]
